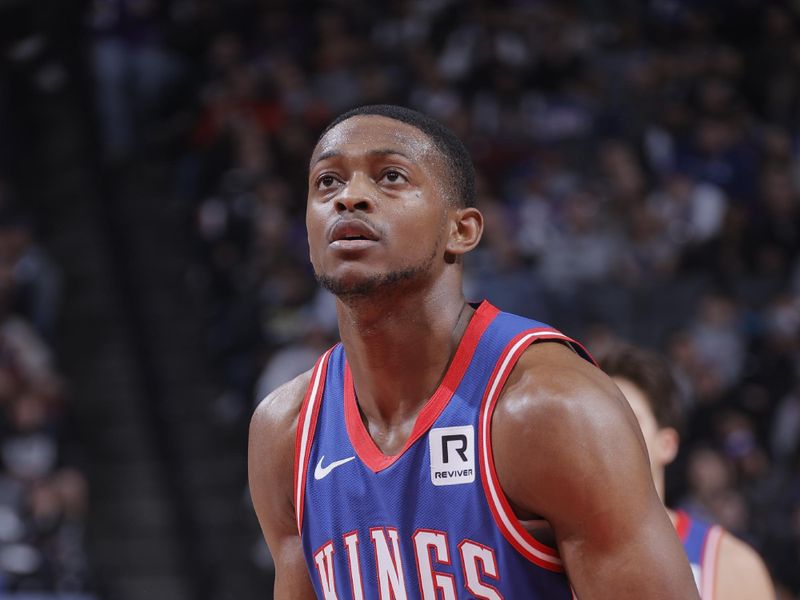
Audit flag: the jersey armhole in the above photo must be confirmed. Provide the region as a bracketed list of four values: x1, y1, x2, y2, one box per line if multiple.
[478, 328, 586, 574]
[293, 346, 335, 535]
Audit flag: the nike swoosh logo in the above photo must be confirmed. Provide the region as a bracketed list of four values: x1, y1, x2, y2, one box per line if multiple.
[314, 455, 356, 480]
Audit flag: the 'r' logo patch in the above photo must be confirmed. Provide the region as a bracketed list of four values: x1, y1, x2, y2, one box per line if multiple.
[429, 425, 475, 486]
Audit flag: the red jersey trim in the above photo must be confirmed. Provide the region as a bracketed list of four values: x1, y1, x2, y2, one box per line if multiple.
[293, 346, 334, 534]
[701, 525, 723, 600]
[479, 328, 589, 573]
[344, 301, 499, 473]
[675, 510, 691, 542]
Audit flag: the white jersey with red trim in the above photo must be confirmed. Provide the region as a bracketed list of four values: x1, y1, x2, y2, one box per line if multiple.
[675, 510, 724, 600]
[294, 301, 594, 599]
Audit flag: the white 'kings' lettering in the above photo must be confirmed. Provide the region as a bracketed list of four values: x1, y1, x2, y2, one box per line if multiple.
[314, 541, 339, 600]
[343, 532, 364, 600]
[413, 530, 456, 600]
[371, 528, 408, 599]
[311, 531, 507, 599]
[460, 540, 504, 600]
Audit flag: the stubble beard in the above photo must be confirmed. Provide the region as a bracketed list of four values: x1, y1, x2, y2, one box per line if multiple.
[314, 246, 439, 301]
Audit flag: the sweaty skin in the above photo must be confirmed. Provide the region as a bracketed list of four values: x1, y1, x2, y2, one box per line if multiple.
[248, 114, 700, 599]
[614, 378, 775, 600]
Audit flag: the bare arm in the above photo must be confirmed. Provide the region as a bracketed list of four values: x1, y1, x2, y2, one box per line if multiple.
[248, 371, 317, 599]
[493, 342, 699, 600]
[716, 533, 775, 600]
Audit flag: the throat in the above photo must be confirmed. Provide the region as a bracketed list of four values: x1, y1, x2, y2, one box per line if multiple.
[352, 306, 471, 403]
[358, 402, 418, 456]
[342, 300, 476, 453]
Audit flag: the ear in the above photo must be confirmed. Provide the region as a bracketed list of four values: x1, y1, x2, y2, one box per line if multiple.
[445, 207, 483, 259]
[654, 427, 680, 467]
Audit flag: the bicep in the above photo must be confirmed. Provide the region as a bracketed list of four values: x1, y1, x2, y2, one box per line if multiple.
[248, 385, 316, 599]
[249, 473, 315, 599]
[270, 533, 316, 599]
[559, 502, 694, 599]
[551, 412, 688, 595]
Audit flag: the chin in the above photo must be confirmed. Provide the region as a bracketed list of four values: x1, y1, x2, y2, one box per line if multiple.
[315, 264, 427, 299]
[315, 271, 386, 298]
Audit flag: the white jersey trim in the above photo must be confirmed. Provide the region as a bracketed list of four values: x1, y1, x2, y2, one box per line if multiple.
[295, 348, 333, 534]
[480, 330, 571, 569]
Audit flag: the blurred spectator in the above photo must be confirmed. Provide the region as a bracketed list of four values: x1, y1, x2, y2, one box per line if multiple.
[0, 215, 61, 340]
[688, 294, 746, 391]
[0, 180, 92, 595]
[747, 166, 800, 278]
[88, 0, 184, 160]
[647, 170, 727, 248]
[466, 187, 548, 319]
[253, 317, 335, 406]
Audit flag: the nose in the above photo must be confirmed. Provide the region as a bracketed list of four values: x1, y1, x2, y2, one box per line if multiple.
[335, 173, 374, 213]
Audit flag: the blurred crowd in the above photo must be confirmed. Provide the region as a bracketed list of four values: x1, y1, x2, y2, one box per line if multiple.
[81, 0, 800, 596]
[0, 180, 93, 597]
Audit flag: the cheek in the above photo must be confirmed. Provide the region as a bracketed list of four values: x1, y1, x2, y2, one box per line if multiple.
[395, 220, 441, 257]
[636, 421, 659, 458]
[393, 201, 446, 243]
[306, 209, 325, 261]
[307, 232, 319, 266]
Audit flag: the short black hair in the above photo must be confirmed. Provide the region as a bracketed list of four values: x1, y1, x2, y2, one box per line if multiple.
[598, 344, 685, 435]
[317, 104, 476, 208]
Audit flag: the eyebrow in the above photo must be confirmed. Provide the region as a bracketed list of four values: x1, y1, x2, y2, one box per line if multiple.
[311, 148, 412, 167]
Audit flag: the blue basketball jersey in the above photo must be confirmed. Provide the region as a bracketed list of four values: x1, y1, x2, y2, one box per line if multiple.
[294, 301, 593, 599]
[676, 510, 724, 599]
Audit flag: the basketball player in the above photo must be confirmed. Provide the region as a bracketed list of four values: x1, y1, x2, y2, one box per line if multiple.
[248, 105, 699, 598]
[599, 344, 775, 599]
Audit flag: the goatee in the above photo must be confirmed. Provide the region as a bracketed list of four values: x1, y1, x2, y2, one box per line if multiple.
[315, 265, 427, 299]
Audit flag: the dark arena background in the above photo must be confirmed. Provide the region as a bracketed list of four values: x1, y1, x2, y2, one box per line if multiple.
[0, 0, 799, 598]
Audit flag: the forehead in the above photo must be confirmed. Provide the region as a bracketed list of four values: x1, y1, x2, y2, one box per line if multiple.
[311, 115, 438, 166]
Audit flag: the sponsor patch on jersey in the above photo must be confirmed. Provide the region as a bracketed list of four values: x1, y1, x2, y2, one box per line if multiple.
[429, 425, 475, 486]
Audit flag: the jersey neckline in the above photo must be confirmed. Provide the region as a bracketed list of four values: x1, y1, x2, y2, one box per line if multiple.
[343, 300, 499, 473]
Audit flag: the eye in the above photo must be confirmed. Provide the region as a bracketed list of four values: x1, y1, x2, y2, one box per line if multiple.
[316, 174, 340, 190]
[380, 170, 407, 184]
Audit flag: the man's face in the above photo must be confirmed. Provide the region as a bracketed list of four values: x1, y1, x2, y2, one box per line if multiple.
[307, 115, 452, 298]
[613, 377, 677, 473]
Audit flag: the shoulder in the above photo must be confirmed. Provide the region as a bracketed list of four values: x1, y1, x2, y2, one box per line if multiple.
[248, 368, 315, 534]
[249, 367, 315, 486]
[715, 530, 774, 600]
[249, 368, 314, 459]
[494, 340, 637, 444]
[491, 340, 648, 519]
[488, 341, 699, 596]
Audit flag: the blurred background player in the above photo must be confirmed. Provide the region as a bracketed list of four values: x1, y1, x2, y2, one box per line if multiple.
[599, 344, 775, 600]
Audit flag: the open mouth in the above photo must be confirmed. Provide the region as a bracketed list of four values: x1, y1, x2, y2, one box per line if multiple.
[329, 219, 380, 244]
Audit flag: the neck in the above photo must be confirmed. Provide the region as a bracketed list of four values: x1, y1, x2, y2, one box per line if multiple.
[654, 468, 665, 503]
[667, 507, 677, 528]
[336, 274, 472, 432]
[654, 468, 677, 525]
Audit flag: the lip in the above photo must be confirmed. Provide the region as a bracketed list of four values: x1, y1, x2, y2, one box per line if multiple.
[328, 219, 380, 244]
